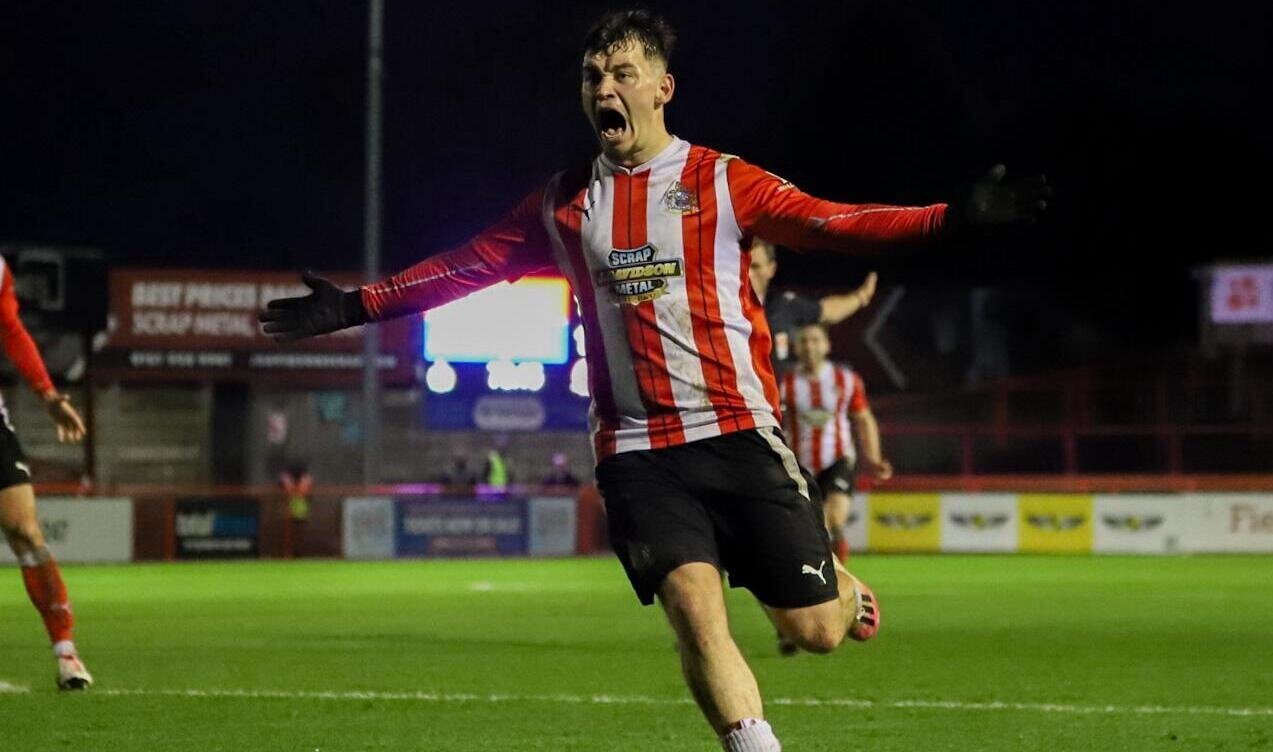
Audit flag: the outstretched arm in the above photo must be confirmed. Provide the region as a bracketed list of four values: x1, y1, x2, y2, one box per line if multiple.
[729, 159, 1049, 253]
[729, 159, 947, 251]
[0, 270, 86, 442]
[260, 187, 555, 341]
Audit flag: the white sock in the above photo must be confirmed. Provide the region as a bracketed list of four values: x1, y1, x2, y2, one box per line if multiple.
[720, 719, 781, 752]
[53, 640, 77, 658]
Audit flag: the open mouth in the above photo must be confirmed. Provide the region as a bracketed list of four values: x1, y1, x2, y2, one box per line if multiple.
[596, 108, 628, 141]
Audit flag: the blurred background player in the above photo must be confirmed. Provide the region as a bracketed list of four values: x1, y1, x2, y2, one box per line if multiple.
[0, 255, 92, 689]
[784, 323, 893, 563]
[748, 237, 877, 372]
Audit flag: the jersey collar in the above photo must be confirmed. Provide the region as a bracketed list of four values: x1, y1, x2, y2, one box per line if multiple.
[596, 136, 685, 175]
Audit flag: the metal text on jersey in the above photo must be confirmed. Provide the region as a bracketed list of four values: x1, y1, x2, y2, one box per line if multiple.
[596, 243, 684, 304]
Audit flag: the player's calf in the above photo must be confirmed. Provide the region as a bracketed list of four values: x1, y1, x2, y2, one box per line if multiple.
[769, 600, 846, 654]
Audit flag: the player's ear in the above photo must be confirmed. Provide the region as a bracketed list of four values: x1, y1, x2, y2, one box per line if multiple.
[656, 72, 675, 107]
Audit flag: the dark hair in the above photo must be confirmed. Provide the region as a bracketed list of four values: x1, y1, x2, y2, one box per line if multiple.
[582, 9, 677, 68]
[797, 321, 831, 337]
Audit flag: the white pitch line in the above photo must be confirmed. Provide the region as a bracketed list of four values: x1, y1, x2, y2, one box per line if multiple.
[0, 681, 30, 694]
[85, 688, 1273, 718]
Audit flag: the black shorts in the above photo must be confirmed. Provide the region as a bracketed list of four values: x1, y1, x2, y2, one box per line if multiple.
[0, 415, 32, 490]
[596, 427, 838, 609]
[815, 457, 856, 499]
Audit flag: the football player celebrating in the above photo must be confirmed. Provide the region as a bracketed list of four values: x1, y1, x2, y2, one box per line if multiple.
[261, 9, 1047, 749]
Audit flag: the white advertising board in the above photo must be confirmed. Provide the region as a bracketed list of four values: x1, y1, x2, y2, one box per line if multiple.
[0, 498, 133, 564]
[527, 497, 577, 556]
[940, 494, 1018, 552]
[1210, 265, 1273, 324]
[342, 497, 395, 560]
[842, 494, 869, 553]
[1184, 493, 1273, 553]
[1091, 495, 1196, 554]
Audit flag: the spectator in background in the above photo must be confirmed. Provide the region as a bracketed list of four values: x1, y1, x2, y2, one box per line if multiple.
[279, 463, 312, 523]
[542, 452, 580, 487]
[482, 433, 512, 490]
[748, 237, 878, 373]
[279, 463, 312, 559]
[437, 454, 479, 488]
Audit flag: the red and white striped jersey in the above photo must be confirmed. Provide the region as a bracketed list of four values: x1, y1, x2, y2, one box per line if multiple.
[362, 138, 945, 461]
[782, 362, 868, 474]
[0, 256, 55, 414]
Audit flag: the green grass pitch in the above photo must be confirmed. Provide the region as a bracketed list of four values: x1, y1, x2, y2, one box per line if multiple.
[2, 555, 1271, 751]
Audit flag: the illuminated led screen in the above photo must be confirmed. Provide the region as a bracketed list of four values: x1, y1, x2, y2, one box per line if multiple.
[423, 277, 571, 364]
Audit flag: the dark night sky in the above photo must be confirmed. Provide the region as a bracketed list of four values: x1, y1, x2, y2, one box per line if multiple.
[2, 1, 1270, 350]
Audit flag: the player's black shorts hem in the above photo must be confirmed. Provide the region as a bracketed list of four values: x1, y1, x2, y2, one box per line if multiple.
[0, 418, 32, 491]
[815, 457, 855, 500]
[596, 427, 838, 609]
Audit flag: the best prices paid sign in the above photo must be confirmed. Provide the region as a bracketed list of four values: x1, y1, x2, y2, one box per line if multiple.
[101, 268, 417, 382]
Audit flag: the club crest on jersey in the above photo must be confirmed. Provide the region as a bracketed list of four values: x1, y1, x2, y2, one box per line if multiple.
[661, 181, 699, 215]
[596, 244, 684, 304]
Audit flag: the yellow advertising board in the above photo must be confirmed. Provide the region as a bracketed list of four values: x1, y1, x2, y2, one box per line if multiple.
[1017, 494, 1094, 553]
[866, 494, 941, 553]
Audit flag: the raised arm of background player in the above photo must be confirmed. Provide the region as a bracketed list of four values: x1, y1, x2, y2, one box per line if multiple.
[0, 267, 86, 442]
[820, 271, 877, 325]
[258, 163, 1048, 340]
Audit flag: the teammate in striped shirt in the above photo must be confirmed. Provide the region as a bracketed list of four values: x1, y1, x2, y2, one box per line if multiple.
[0, 256, 92, 689]
[260, 10, 1048, 750]
[784, 322, 893, 563]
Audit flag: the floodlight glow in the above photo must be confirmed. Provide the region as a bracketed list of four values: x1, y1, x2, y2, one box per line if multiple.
[425, 360, 457, 393]
[573, 325, 586, 357]
[424, 277, 570, 363]
[569, 358, 590, 397]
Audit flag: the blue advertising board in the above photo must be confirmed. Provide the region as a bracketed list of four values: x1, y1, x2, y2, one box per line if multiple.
[174, 498, 259, 559]
[422, 364, 589, 431]
[394, 497, 528, 557]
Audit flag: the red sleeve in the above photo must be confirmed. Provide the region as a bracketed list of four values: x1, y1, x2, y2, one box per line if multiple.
[848, 371, 868, 414]
[727, 158, 947, 252]
[0, 268, 54, 396]
[360, 185, 556, 321]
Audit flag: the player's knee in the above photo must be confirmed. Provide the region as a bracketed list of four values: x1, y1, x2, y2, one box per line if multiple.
[2, 519, 43, 550]
[658, 566, 728, 649]
[660, 564, 718, 609]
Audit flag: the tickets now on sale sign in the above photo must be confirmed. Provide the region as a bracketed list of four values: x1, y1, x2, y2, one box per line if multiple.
[342, 496, 578, 559]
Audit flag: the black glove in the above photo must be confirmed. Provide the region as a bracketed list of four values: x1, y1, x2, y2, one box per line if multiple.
[258, 271, 369, 342]
[950, 164, 1051, 230]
